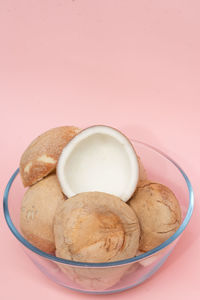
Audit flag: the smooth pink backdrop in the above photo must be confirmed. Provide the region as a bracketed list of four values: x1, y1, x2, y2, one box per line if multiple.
[0, 1, 200, 299]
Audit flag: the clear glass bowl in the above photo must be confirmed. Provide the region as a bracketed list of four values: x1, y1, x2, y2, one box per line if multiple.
[3, 140, 194, 294]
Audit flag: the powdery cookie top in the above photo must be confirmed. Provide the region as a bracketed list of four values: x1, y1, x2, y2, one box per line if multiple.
[129, 181, 181, 252]
[20, 174, 66, 254]
[20, 126, 80, 187]
[54, 191, 140, 263]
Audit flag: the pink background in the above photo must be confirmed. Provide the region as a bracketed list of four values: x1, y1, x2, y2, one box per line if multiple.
[0, 0, 200, 299]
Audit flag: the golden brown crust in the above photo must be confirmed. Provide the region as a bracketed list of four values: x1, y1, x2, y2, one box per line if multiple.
[54, 191, 140, 263]
[20, 174, 66, 254]
[20, 126, 80, 187]
[129, 181, 181, 252]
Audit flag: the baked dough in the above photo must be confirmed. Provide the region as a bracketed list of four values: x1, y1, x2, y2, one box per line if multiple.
[20, 126, 80, 186]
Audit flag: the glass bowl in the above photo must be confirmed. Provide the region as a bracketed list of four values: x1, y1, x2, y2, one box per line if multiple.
[3, 140, 194, 294]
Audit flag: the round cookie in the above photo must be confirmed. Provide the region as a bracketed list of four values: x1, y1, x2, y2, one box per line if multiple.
[20, 174, 66, 254]
[20, 126, 80, 187]
[129, 181, 181, 252]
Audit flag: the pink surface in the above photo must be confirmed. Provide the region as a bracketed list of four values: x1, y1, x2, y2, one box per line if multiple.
[0, 0, 200, 299]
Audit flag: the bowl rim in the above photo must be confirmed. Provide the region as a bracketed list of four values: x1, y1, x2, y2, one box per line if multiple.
[3, 140, 194, 267]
